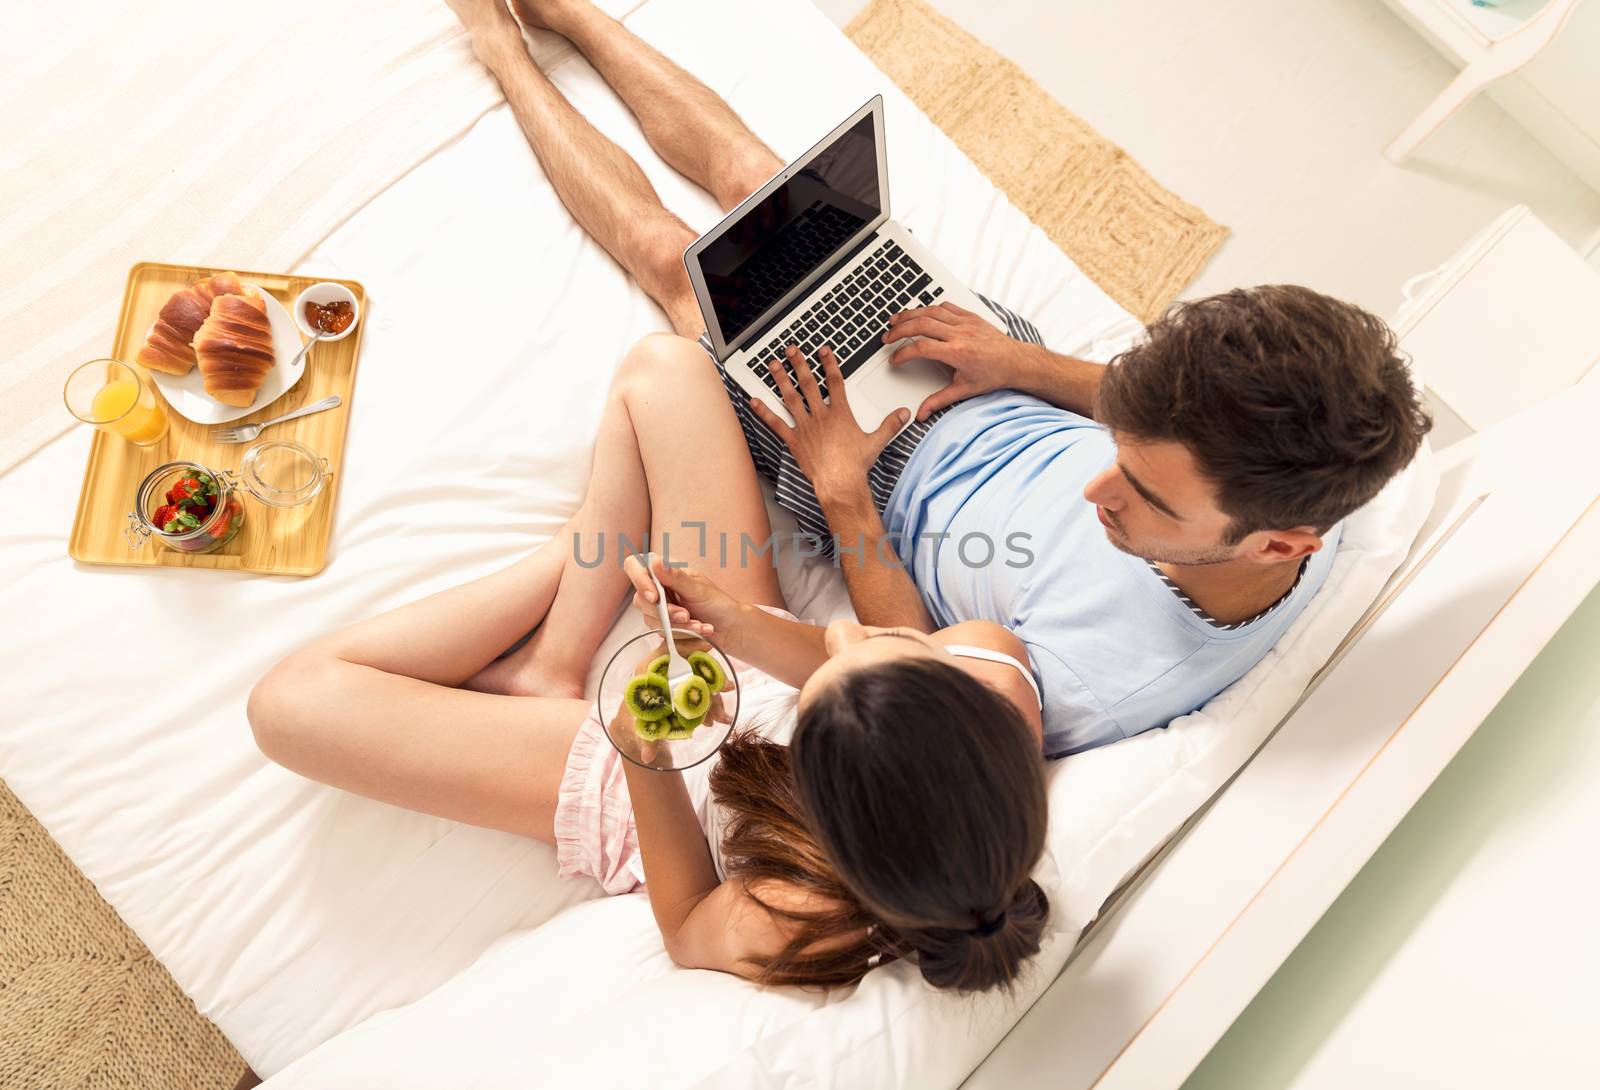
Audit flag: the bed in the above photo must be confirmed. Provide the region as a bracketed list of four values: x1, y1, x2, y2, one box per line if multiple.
[3, 0, 1596, 1086]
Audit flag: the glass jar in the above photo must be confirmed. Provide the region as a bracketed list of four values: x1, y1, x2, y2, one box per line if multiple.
[125, 461, 246, 554]
[125, 440, 333, 556]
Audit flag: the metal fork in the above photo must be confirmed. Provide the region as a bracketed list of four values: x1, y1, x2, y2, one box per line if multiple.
[213, 395, 342, 443]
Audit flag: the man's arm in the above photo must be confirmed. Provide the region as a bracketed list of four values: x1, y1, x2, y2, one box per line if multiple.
[999, 342, 1105, 419]
[814, 486, 937, 633]
[883, 303, 1106, 419]
[747, 346, 938, 632]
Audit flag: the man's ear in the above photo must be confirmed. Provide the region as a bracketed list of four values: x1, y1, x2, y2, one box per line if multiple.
[1243, 527, 1323, 564]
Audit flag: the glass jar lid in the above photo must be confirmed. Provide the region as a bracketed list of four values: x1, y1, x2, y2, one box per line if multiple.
[238, 439, 331, 508]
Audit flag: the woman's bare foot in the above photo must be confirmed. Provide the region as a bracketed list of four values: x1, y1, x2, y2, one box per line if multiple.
[463, 631, 586, 699]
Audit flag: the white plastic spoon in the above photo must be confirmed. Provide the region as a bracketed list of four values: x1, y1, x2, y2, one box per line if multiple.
[642, 553, 701, 718]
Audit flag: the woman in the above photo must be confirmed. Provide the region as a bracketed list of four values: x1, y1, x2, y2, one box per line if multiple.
[248, 334, 1050, 991]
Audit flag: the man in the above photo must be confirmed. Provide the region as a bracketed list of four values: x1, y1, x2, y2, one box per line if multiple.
[446, 0, 1432, 757]
[754, 290, 1431, 756]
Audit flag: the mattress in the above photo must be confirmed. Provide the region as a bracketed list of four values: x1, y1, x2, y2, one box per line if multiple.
[0, 0, 1433, 1084]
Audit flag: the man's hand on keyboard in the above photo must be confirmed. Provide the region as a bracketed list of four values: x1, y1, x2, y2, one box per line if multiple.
[749, 345, 909, 505]
[884, 302, 1038, 421]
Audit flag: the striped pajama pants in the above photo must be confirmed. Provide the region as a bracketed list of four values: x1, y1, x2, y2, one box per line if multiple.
[703, 297, 1046, 559]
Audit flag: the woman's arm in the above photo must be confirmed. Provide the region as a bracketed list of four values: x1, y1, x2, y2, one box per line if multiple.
[712, 602, 831, 689]
[607, 707, 821, 977]
[619, 747, 723, 946]
[624, 555, 831, 689]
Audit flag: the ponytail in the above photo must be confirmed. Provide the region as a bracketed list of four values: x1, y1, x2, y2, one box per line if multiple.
[898, 880, 1049, 993]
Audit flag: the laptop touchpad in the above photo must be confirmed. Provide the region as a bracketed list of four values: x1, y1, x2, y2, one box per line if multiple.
[867, 352, 950, 412]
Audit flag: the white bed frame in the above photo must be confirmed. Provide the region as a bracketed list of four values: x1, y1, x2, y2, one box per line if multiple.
[965, 363, 1600, 1088]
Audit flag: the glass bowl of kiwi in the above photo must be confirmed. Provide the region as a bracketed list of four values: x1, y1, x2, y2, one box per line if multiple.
[597, 628, 739, 772]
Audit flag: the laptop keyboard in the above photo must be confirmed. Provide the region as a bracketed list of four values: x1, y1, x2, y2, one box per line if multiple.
[752, 238, 943, 400]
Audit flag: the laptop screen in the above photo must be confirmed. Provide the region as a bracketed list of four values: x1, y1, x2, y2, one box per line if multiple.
[692, 110, 883, 354]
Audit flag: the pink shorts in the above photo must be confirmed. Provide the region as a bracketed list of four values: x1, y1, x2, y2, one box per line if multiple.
[554, 710, 646, 895]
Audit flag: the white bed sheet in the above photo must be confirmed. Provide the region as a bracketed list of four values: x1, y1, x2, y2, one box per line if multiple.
[0, 0, 1433, 1083]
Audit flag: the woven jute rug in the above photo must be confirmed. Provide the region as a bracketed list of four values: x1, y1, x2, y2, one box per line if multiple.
[847, 0, 1227, 322]
[0, 781, 245, 1089]
[1, 6, 1223, 1086]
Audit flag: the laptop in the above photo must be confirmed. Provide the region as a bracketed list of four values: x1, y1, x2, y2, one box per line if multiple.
[684, 95, 1004, 432]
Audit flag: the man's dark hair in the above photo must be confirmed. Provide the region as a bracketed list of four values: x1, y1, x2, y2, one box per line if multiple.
[1095, 285, 1432, 542]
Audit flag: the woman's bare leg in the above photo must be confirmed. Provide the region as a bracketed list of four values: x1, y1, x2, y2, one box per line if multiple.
[467, 334, 785, 697]
[511, 0, 784, 211]
[248, 334, 783, 832]
[445, 0, 704, 334]
[464, 341, 660, 697]
[248, 529, 591, 841]
[247, 398, 636, 832]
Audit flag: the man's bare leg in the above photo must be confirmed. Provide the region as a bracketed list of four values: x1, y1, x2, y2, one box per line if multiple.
[446, 0, 704, 334]
[511, 0, 784, 212]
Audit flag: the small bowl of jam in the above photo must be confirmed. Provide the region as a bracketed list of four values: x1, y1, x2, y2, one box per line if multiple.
[292, 281, 361, 343]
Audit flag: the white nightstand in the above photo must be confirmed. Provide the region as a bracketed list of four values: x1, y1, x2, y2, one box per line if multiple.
[1378, 0, 1596, 188]
[1393, 205, 1600, 447]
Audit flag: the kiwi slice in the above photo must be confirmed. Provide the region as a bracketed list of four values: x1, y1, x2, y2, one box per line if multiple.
[634, 715, 672, 741]
[664, 712, 704, 740]
[624, 674, 673, 722]
[672, 675, 712, 719]
[647, 654, 670, 679]
[686, 650, 726, 692]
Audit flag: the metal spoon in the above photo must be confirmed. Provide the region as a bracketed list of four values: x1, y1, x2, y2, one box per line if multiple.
[284, 329, 328, 372]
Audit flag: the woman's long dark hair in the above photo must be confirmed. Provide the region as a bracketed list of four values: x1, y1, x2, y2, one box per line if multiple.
[709, 657, 1049, 992]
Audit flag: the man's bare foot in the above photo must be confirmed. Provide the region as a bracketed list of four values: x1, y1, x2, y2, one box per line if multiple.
[463, 636, 585, 699]
[508, 0, 587, 34]
[444, 0, 526, 61]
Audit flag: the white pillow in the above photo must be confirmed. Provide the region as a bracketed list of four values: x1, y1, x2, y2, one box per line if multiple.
[260, 445, 1437, 1089]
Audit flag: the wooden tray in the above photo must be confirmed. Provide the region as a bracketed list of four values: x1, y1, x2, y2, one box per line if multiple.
[68, 262, 367, 576]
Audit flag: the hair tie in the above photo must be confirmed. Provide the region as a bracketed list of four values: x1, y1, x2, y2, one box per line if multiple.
[971, 910, 1006, 938]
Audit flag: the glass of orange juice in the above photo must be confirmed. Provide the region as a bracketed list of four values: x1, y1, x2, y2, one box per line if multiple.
[63, 359, 169, 446]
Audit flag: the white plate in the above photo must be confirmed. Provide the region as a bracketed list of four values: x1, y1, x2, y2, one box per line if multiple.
[149, 284, 307, 425]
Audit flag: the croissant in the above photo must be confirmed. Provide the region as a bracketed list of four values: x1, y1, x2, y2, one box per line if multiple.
[136, 272, 245, 375]
[194, 288, 276, 407]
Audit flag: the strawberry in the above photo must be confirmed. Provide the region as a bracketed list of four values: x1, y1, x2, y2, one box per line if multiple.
[152, 503, 178, 530]
[167, 476, 204, 505]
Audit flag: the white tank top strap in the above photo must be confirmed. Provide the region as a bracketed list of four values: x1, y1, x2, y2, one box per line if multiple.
[945, 644, 1044, 710]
